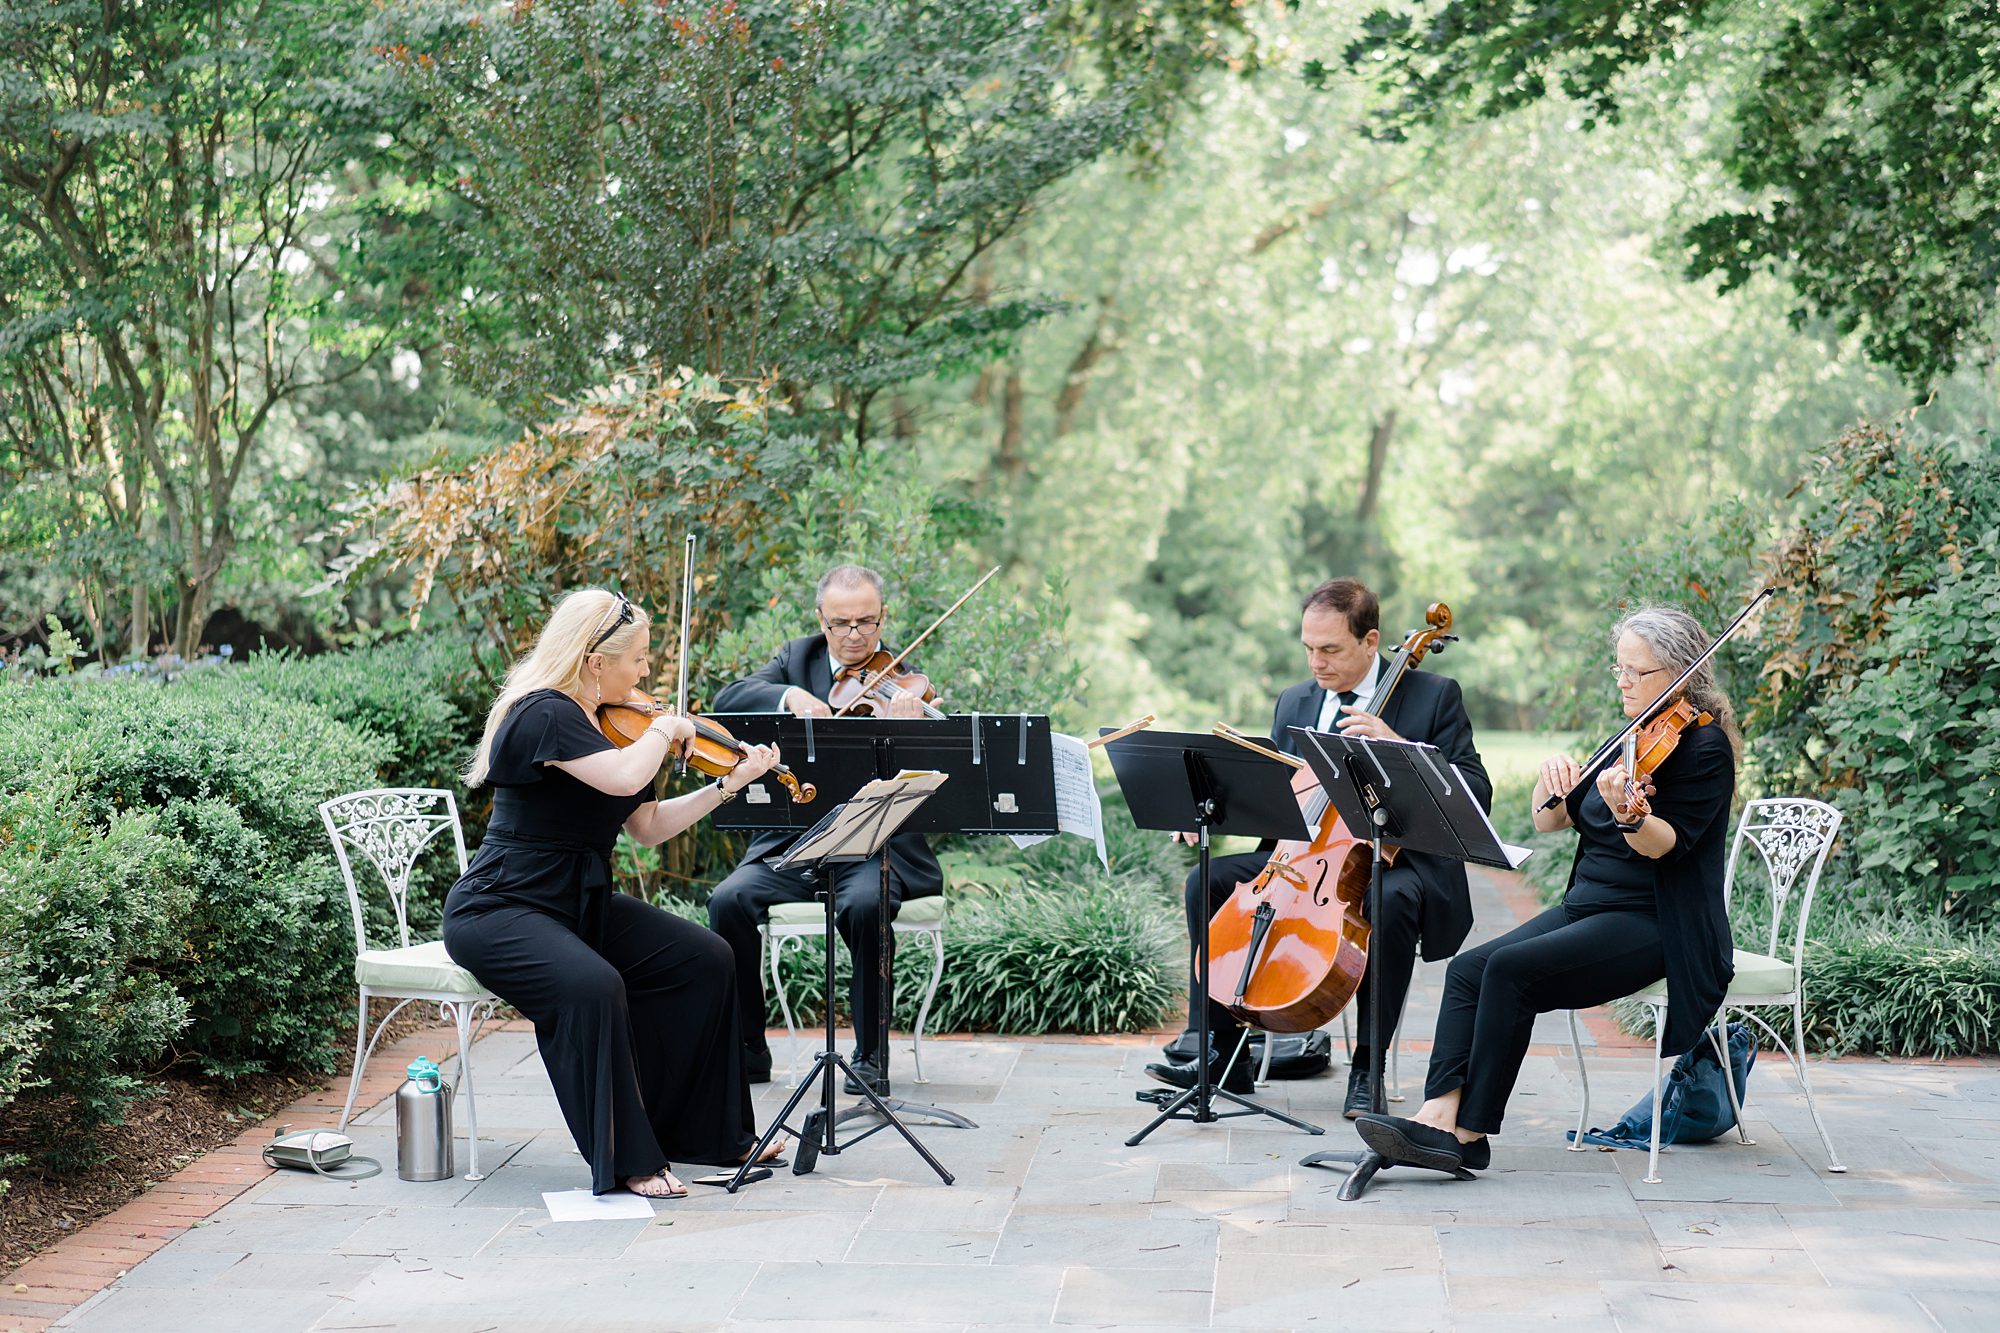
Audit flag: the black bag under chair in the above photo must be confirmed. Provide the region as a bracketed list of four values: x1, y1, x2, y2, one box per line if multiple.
[1162, 1029, 1335, 1080]
[1569, 1021, 1757, 1150]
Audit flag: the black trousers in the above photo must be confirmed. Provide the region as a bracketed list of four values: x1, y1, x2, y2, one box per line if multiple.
[1424, 902, 1666, 1135]
[442, 890, 753, 1193]
[1184, 851, 1423, 1060]
[708, 855, 907, 1060]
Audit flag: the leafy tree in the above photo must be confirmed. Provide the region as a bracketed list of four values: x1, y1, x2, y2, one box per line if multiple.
[1335, 0, 2000, 389]
[372, 0, 1149, 434]
[0, 0, 433, 657]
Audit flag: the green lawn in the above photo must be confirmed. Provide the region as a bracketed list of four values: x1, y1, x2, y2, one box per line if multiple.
[1477, 729, 1583, 794]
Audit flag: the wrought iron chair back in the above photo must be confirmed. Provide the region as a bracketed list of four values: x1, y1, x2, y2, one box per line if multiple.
[321, 788, 469, 952]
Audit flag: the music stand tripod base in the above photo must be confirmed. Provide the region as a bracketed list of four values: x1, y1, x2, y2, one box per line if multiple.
[1098, 729, 1328, 1148]
[724, 777, 959, 1192]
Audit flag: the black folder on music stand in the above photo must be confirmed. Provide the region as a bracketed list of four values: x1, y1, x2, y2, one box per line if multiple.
[725, 773, 958, 1191]
[1099, 728, 1325, 1144]
[1288, 727, 1529, 1199]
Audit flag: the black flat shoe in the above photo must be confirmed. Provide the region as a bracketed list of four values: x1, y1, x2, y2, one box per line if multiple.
[1342, 1065, 1377, 1119]
[1354, 1114, 1469, 1174]
[1144, 1055, 1254, 1095]
[1459, 1135, 1490, 1171]
[843, 1054, 889, 1098]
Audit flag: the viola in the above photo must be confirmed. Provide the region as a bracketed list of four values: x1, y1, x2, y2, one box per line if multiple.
[828, 649, 945, 719]
[826, 564, 1001, 719]
[597, 689, 817, 804]
[1541, 586, 1771, 812]
[1616, 695, 1711, 821]
[1205, 603, 1458, 1034]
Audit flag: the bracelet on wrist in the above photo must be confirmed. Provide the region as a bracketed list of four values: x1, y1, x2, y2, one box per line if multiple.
[1614, 815, 1646, 834]
[711, 776, 739, 803]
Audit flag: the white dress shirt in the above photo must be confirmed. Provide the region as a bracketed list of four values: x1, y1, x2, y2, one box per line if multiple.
[1313, 655, 1383, 734]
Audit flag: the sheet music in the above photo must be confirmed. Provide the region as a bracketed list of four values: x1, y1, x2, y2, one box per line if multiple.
[1007, 732, 1107, 869]
[1450, 761, 1533, 869]
[772, 770, 948, 867]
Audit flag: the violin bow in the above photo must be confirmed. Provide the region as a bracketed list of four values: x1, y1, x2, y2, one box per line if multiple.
[673, 533, 696, 775]
[831, 563, 1003, 718]
[1539, 586, 1773, 811]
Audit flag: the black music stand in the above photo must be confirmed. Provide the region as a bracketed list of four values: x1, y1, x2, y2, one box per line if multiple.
[1288, 727, 1529, 1199]
[1101, 729, 1325, 1145]
[710, 714, 1057, 1135]
[726, 774, 957, 1190]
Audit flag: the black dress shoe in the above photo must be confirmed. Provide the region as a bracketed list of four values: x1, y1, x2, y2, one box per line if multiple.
[1460, 1135, 1491, 1171]
[843, 1053, 889, 1098]
[1342, 1065, 1378, 1119]
[1144, 1054, 1254, 1095]
[1353, 1113, 1469, 1174]
[744, 1044, 773, 1085]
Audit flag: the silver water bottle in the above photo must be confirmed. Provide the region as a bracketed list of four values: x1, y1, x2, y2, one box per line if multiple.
[395, 1056, 454, 1181]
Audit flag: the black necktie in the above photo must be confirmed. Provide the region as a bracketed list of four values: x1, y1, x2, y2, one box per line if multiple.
[1336, 690, 1358, 709]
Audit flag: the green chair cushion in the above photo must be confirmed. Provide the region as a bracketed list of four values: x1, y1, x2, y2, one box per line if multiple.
[1634, 948, 1796, 1002]
[768, 894, 946, 929]
[356, 939, 490, 995]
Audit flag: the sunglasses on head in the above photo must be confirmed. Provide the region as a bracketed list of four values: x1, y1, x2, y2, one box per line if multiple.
[587, 594, 633, 654]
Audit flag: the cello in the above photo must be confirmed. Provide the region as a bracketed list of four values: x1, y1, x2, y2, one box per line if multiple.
[1204, 604, 1458, 1034]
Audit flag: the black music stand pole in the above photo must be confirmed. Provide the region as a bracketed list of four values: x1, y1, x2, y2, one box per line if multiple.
[1100, 729, 1325, 1145]
[726, 777, 956, 1191]
[1289, 728, 1527, 1200]
[833, 841, 978, 1133]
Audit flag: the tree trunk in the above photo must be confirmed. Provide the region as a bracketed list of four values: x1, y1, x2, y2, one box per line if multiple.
[997, 369, 1025, 481]
[1357, 409, 1397, 526]
[1054, 296, 1116, 439]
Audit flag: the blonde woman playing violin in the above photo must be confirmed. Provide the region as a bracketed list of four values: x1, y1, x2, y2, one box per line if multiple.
[443, 589, 788, 1199]
[1353, 606, 1738, 1178]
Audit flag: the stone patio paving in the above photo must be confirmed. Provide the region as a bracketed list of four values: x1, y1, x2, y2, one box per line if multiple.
[37, 869, 2000, 1332]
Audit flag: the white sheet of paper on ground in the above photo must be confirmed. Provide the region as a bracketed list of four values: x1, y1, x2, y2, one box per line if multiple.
[1007, 732, 1107, 869]
[542, 1189, 654, 1222]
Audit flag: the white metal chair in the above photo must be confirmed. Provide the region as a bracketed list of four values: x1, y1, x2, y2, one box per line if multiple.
[764, 893, 948, 1083]
[1566, 797, 1847, 1183]
[321, 788, 499, 1180]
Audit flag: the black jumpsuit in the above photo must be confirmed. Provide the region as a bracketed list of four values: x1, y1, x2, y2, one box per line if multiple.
[442, 689, 754, 1192]
[1421, 722, 1735, 1135]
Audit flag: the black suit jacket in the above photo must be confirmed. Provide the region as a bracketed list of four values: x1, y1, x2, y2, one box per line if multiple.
[1267, 657, 1491, 961]
[711, 634, 943, 895]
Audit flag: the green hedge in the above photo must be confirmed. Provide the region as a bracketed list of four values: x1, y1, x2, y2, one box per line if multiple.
[713, 872, 1183, 1037]
[0, 636, 479, 1183]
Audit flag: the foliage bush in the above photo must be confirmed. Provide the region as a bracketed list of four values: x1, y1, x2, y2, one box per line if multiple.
[0, 671, 386, 1181]
[0, 788, 194, 1173]
[732, 871, 1182, 1038]
[227, 634, 487, 795]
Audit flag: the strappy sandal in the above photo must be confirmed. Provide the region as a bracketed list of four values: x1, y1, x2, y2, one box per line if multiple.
[624, 1170, 688, 1199]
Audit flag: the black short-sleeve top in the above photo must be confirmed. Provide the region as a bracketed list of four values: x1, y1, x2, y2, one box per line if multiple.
[1567, 783, 1659, 911]
[1562, 717, 1736, 1053]
[481, 689, 648, 854]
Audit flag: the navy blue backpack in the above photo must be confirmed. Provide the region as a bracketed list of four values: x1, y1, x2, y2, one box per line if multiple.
[1568, 1021, 1756, 1150]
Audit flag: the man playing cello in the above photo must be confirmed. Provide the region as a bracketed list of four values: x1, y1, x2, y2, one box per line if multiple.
[707, 565, 942, 1097]
[1147, 577, 1491, 1117]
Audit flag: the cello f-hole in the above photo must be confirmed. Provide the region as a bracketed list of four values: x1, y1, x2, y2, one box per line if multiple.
[1310, 859, 1333, 907]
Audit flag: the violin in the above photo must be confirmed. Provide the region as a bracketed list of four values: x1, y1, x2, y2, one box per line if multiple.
[597, 689, 817, 804]
[1615, 695, 1711, 821]
[1205, 603, 1458, 1033]
[826, 564, 1001, 719]
[828, 649, 945, 719]
[1541, 586, 1772, 812]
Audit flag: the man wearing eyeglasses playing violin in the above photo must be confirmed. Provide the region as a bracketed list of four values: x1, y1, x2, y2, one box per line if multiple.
[706, 565, 943, 1097]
